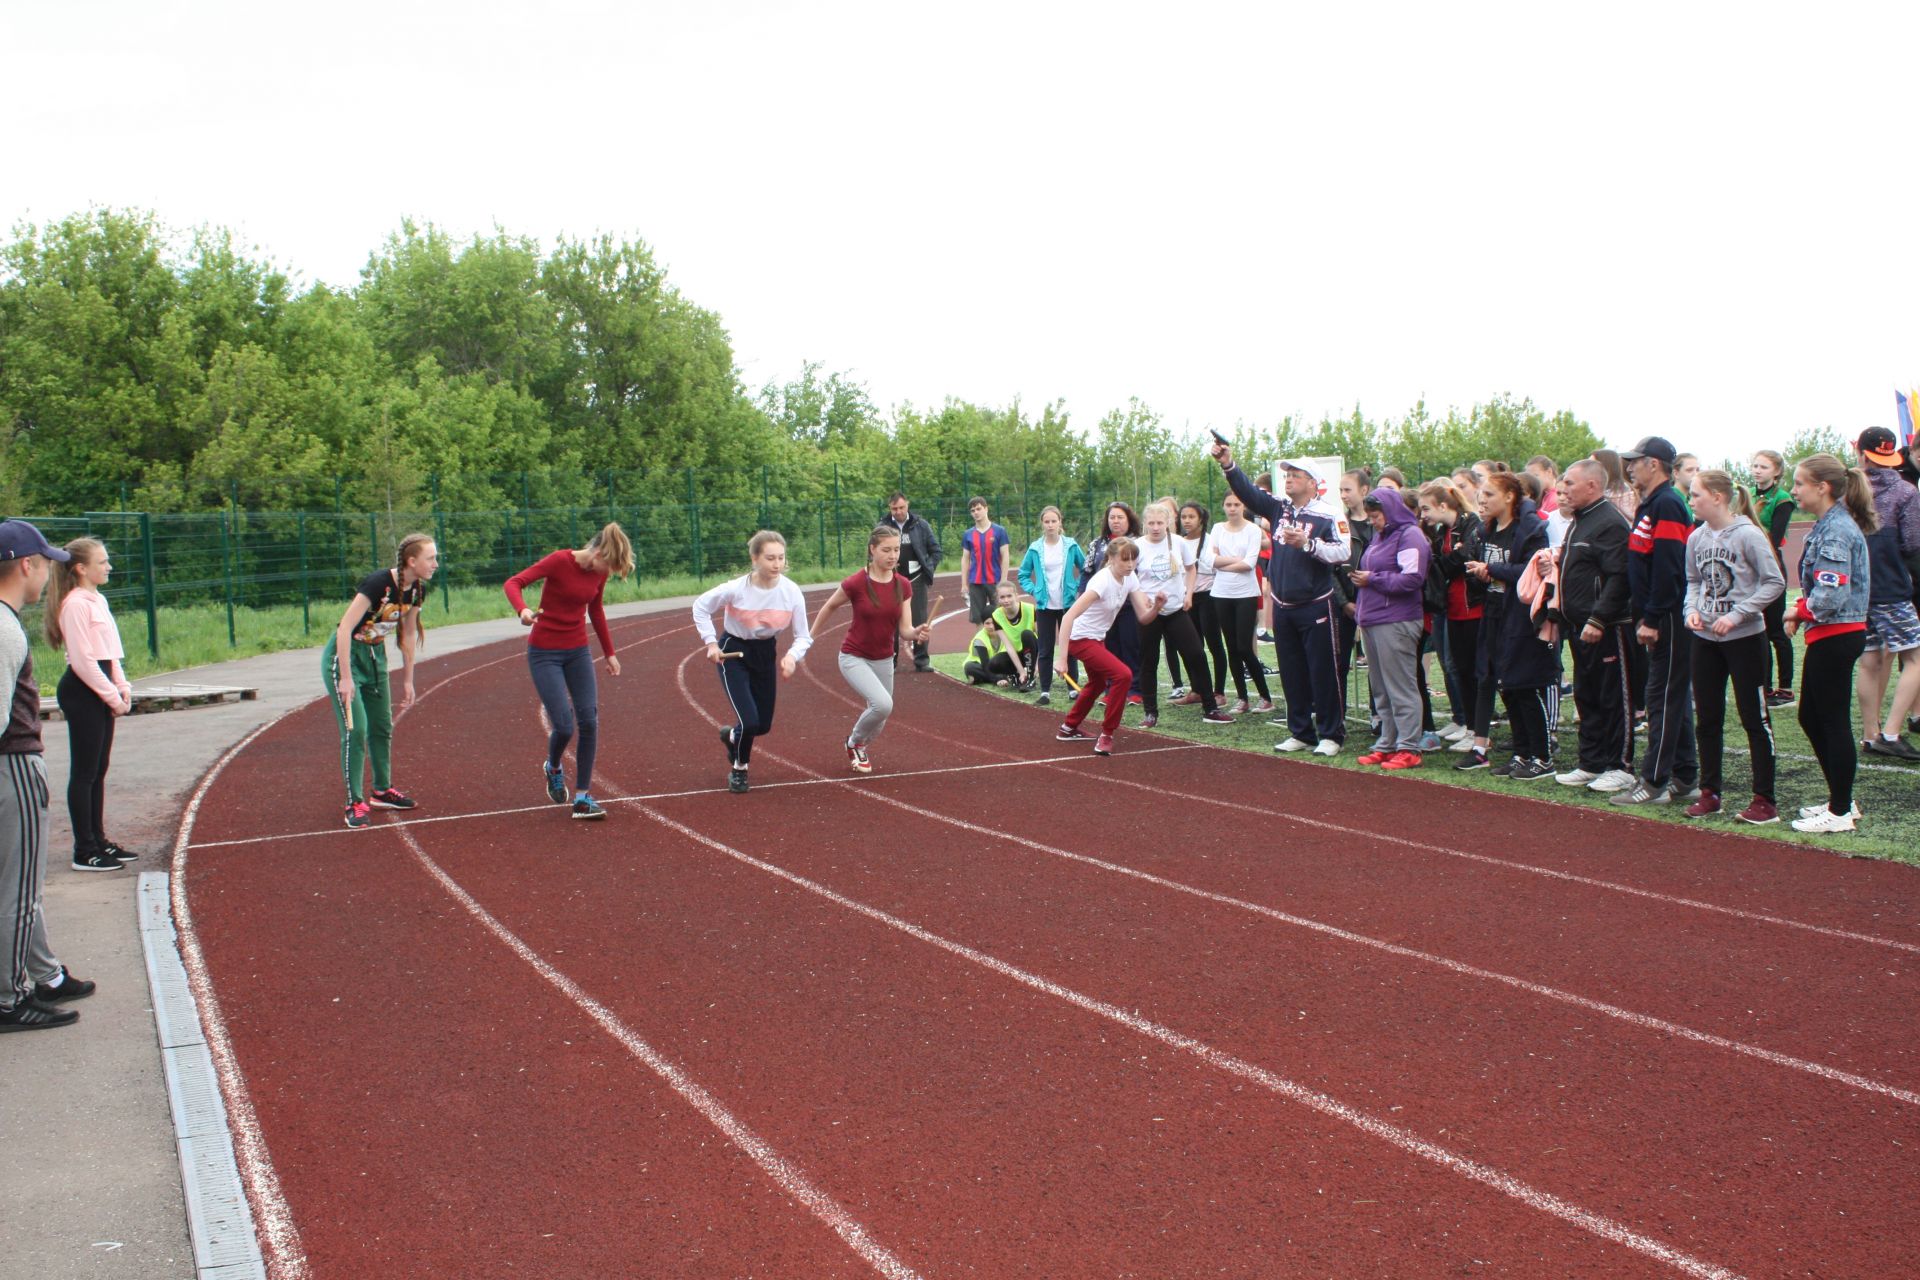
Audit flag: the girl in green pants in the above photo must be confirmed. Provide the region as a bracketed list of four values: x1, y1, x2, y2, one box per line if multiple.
[324, 533, 438, 828]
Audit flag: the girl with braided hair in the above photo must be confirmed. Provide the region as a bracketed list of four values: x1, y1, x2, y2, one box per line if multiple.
[325, 533, 438, 829]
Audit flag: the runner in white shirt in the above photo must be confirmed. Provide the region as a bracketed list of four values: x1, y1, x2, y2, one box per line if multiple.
[1053, 538, 1161, 756]
[693, 531, 814, 793]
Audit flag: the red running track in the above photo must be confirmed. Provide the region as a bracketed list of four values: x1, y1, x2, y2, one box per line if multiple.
[178, 598, 1920, 1278]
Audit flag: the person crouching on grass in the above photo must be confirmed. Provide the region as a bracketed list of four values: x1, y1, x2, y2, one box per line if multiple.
[327, 533, 437, 829]
[694, 531, 814, 794]
[810, 525, 932, 775]
[963, 580, 1039, 688]
[504, 523, 634, 820]
[1053, 537, 1163, 756]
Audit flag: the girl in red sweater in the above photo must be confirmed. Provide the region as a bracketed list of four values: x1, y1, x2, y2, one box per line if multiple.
[504, 524, 635, 819]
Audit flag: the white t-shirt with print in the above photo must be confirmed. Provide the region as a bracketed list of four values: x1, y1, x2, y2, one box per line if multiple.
[1134, 535, 1189, 612]
[1070, 568, 1141, 641]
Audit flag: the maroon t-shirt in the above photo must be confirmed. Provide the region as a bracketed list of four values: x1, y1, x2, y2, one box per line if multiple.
[840, 570, 912, 660]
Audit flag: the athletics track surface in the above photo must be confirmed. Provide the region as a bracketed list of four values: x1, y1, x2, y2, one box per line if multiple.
[178, 596, 1920, 1278]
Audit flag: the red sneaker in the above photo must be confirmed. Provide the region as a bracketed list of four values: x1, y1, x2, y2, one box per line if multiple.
[1093, 733, 1115, 756]
[1684, 790, 1721, 818]
[1735, 796, 1778, 825]
[1381, 751, 1424, 770]
[1357, 749, 1392, 766]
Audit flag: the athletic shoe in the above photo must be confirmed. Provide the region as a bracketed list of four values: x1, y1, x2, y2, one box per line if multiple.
[1172, 691, 1204, 706]
[1381, 751, 1423, 771]
[542, 763, 568, 805]
[571, 793, 606, 820]
[1454, 749, 1490, 771]
[847, 741, 872, 774]
[32, 966, 96, 1003]
[1609, 781, 1670, 806]
[1417, 731, 1445, 752]
[1448, 735, 1478, 752]
[1055, 725, 1091, 742]
[1672, 785, 1704, 804]
[1229, 699, 1250, 714]
[1357, 749, 1393, 766]
[1256, 629, 1277, 644]
[0, 999, 78, 1033]
[1313, 739, 1341, 757]
[1199, 710, 1235, 725]
[1273, 737, 1311, 753]
[1586, 769, 1637, 793]
[1034, 692, 1051, 707]
[1261, 662, 1280, 676]
[1252, 699, 1275, 714]
[71, 849, 122, 873]
[1140, 713, 1159, 728]
[368, 787, 416, 811]
[101, 840, 138, 862]
[1127, 693, 1144, 707]
[1909, 714, 1920, 736]
[1169, 685, 1188, 700]
[1093, 733, 1114, 756]
[1736, 797, 1779, 825]
[1508, 758, 1553, 781]
[1438, 722, 1471, 741]
[719, 725, 738, 763]
[1684, 790, 1722, 818]
[344, 801, 371, 829]
[1797, 801, 1862, 820]
[1864, 735, 1920, 761]
[727, 768, 750, 794]
[1791, 808, 1856, 833]
[1555, 767, 1599, 786]
[1765, 689, 1796, 710]
[1491, 756, 1520, 778]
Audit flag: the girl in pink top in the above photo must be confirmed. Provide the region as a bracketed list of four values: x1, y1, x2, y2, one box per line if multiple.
[503, 523, 634, 820]
[45, 539, 137, 872]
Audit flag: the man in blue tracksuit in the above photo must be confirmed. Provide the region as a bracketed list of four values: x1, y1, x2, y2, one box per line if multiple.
[1210, 441, 1352, 753]
[1612, 435, 1700, 806]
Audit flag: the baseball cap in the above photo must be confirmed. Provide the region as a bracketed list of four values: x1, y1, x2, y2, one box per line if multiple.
[1857, 426, 1903, 468]
[1618, 436, 1678, 465]
[1279, 458, 1325, 484]
[0, 520, 71, 563]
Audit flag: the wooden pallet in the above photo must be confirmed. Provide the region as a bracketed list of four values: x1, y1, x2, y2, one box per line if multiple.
[39, 684, 260, 721]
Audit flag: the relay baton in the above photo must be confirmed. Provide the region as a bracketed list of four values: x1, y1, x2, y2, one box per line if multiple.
[519, 608, 542, 626]
[1058, 669, 1082, 693]
[341, 692, 353, 731]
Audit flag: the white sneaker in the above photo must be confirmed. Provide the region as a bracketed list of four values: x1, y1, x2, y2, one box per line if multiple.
[1797, 801, 1862, 820]
[1555, 767, 1599, 787]
[1439, 722, 1471, 741]
[1791, 808, 1857, 833]
[1587, 769, 1636, 793]
[1448, 736, 1478, 753]
[1273, 737, 1311, 753]
[1313, 739, 1341, 757]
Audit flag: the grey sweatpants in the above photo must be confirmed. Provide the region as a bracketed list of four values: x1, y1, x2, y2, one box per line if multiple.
[839, 652, 897, 746]
[2, 752, 60, 1010]
[1363, 619, 1427, 752]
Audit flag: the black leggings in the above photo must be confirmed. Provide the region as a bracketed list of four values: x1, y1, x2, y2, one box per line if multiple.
[1446, 616, 1482, 735]
[1217, 595, 1271, 701]
[717, 634, 778, 766]
[1693, 632, 1775, 802]
[57, 664, 117, 856]
[1034, 608, 1076, 694]
[1139, 611, 1219, 714]
[1761, 595, 1793, 692]
[1189, 590, 1228, 696]
[1798, 631, 1866, 814]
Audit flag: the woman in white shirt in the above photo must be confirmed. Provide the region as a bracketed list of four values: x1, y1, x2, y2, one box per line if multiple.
[1133, 503, 1233, 728]
[1207, 492, 1274, 710]
[693, 531, 814, 794]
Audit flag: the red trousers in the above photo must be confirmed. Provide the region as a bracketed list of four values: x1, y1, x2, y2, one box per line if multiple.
[1065, 638, 1131, 735]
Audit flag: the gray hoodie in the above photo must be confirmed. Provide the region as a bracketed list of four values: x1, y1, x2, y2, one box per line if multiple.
[1684, 519, 1784, 641]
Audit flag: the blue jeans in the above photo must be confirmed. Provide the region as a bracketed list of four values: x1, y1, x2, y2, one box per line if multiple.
[528, 646, 599, 793]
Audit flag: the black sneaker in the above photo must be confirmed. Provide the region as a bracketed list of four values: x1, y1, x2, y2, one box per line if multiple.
[1765, 689, 1797, 710]
[72, 849, 123, 873]
[0, 999, 78, 1032]
[1035, 692, 1051, 706]
[368, 787, 416, 810]
[727, 768, 750, 794]
[1864, 735, 1920, 761]
[543, 762, 568, 805]
[1491, 756, 1521, 777]
[1454, 749, 1490, 771]
[1508, 758, 1553, 781]
[571, 793, 606, 820]
[344, 801, 371, 829]
[33, 966, 96, 1003]
[101, 840, 139, 862]
[1909, 714, 1920, 736]
[719, 725, 738, 763]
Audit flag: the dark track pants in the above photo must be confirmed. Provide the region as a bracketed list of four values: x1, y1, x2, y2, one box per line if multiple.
[1274, 595, 1343, 745]
[1570, 626, 1634, 775]
[718, 634, 778, 766]
[1638, 612, 1698, 790]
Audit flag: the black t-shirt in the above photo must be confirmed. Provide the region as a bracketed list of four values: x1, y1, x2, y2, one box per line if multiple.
[351, 569, 427, 645]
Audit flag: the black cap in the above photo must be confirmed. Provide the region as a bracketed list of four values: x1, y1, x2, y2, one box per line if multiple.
[0, 520, 71, 563]
[1857, 426, 1903, 467]
[1618, 436, 1677, 465]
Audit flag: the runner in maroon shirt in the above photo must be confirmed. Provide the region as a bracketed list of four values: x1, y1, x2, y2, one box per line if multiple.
[811, 526, 933, 773]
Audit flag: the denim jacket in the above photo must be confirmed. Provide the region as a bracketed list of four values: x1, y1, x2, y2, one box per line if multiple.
[1795, 504, 1871, 626]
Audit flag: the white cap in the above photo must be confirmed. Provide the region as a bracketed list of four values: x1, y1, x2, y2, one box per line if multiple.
[1279, 458, 1324, 484]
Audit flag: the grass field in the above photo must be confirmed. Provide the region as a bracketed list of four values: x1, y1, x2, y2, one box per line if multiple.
[24, 567, 860, 695]
[933, 637, 1920, 867]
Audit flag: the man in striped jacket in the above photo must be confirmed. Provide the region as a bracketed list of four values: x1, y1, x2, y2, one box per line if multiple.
[1612, 438, 1702, 807]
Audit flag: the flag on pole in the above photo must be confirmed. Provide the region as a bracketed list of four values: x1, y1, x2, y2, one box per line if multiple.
[1899, 390, 1916, 450]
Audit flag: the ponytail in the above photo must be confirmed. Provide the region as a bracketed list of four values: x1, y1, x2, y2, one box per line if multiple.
[394, 531, 436, 650]
[1795, 453, 1879, 532]
[1696, 470, 1763, 531]
[43, 538, 103, 648]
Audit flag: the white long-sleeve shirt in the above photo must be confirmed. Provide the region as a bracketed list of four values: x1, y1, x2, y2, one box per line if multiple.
[692, 574, 813, 660]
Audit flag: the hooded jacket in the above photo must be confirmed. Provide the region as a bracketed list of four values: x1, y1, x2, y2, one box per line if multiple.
[1478, 499, 1558, 689]
[1355, 487, 1430, 626]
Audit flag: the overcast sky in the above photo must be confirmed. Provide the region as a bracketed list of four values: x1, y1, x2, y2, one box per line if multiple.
[6, 1, 1917, 461]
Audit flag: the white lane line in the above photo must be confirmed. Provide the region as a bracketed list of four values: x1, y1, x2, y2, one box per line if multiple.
[187, 746, 1200, 850]
[390, 824, 924, 1280]
[170, 720, 311, 1280]
[673, 653, 1920, 1108]
[617, 797, 1743, 1280]
[793, 647, 1920, 957]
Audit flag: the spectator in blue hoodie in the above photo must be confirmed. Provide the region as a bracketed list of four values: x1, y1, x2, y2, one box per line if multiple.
[1016, 506, 1088, 707]
[1612, 436, 1701, 807]
[1352, 487, 1432, 769]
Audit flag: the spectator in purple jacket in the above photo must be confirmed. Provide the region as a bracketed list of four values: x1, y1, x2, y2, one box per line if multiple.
[1353, 487, 1432, 770]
